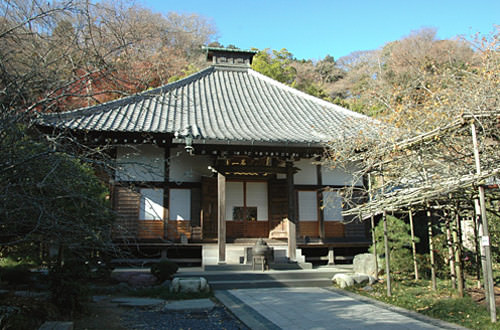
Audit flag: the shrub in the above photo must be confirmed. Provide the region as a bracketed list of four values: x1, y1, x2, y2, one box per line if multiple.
[49, 256, 91, 315]
[370, 215, 418, 275]
[0, 264, 32, 285]
[150, 260, 179, 282]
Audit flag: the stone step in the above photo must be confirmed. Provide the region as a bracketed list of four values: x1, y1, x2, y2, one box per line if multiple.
[202, 245, 305, 265]
[176, 266, 352, 290]
[209, 278, 333, 290]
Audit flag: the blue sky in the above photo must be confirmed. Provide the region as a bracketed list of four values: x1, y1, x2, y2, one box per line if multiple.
[141, 0, 499, 61]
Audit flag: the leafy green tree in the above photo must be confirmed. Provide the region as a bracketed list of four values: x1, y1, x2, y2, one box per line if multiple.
[0, 125, 114, 263]
[252, 48, 297, 84]
[315, 55, 345, 84]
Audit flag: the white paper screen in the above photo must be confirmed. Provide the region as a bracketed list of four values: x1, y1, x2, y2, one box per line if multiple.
[298, 191, 318, 221]
[139, 188, 164, 220]
[169, 189, 191, 221]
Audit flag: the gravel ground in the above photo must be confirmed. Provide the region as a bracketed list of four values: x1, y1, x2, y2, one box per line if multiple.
[121, 305, 249, 330]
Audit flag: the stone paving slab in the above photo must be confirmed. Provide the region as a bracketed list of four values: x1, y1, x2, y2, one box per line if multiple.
[219, 287, 465, 330]
[14, 290, 50, 298]
[38, 321, 73, 330]
[163, 298, 215, 312]
[215, 291, 280, 330]
[111, 297, 166, 307]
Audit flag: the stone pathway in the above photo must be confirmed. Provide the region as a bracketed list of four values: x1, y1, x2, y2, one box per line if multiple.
[76, 296, 247, 330]
[216, 287, 466, 330]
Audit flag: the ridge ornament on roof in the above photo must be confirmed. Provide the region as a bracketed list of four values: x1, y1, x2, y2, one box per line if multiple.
[203, 46, 257, 66]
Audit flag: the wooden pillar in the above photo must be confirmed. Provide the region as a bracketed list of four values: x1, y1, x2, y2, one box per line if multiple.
[163, 146, 170, 240]
[317, 165, 325, 241]
[328, 247, 335, 265]
[217, 172, 226, 264]
[287, 162, 297, 261]
[408, 210, 419, 280]
[319, 191, 325, 241]
[471, 122, 496, 322]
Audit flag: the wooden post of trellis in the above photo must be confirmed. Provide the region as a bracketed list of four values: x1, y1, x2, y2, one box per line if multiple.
[453, 207, 464, 297]
[368, 173, 379, 279]
[427, 205, 437, 291]
[380, 169, 391, 297]
[473, 200, 483, 289]
[408, 209, 419, 280]
[383, 210, 391, 297]
[471, 122, 496, 323]
[445, 216, 456, 289]
[421, 155, 437, 291]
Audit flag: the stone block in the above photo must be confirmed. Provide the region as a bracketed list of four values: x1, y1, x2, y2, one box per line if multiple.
[351, 274, 369, 284]
[38, 321, 73, 330]
[273, 249, 288, 263]
[163, 298, 215, 312]
[351, 274, 377, 285]
[170, 277, 210, 293]
[112, 297, 165, 308]
[111, 271, 156, 287]
[332, 273, 354, 288]
[353, 253, 378, 277]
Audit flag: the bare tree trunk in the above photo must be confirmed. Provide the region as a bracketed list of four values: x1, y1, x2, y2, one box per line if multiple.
[409, 209, 419, 280]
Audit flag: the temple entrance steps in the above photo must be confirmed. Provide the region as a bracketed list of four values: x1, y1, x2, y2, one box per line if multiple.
[176, 266, 353, 290]
[201, 241, 306, 266]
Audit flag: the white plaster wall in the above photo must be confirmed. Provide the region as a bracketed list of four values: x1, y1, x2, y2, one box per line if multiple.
[169, 147, 214, 183]
[321, 163, 363, 187]
[294, 159, 318, 185]
[116, 145, 164, 182]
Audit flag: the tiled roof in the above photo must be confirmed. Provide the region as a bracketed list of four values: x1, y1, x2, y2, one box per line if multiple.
[40, 64, 376, 145]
